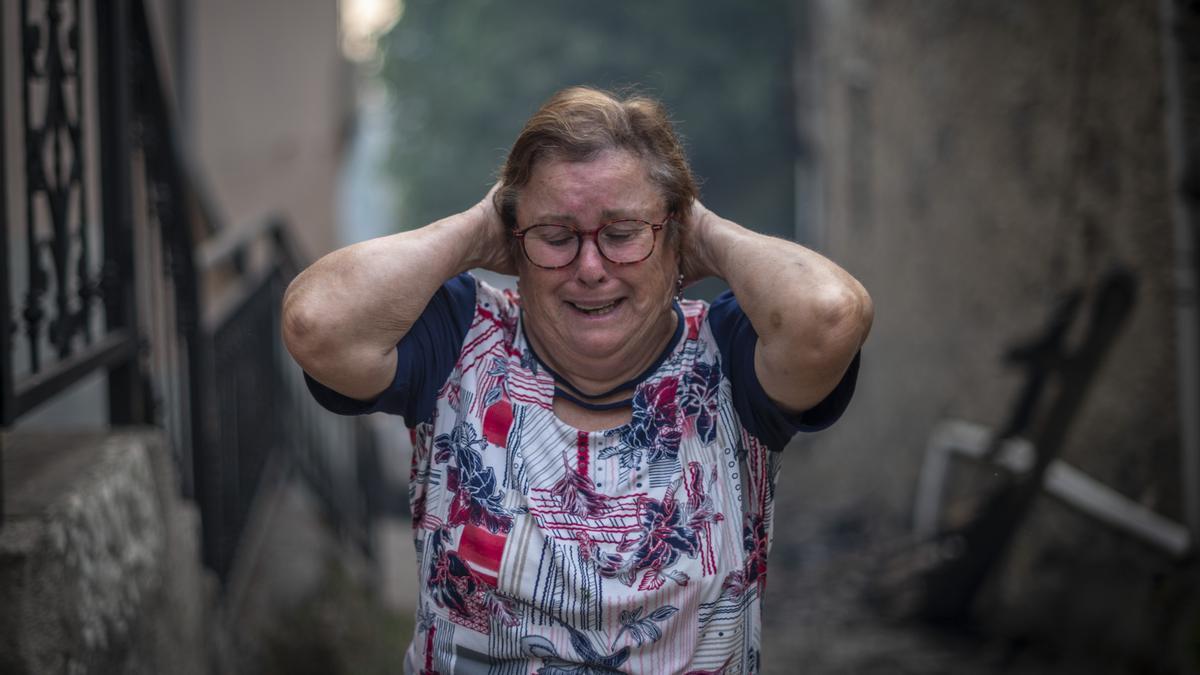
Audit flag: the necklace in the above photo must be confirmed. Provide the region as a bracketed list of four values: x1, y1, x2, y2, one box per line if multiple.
[522, 303, 684, 412]
[553, 390, 636, 411]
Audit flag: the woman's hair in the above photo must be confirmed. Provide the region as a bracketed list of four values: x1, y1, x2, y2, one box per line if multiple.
[493, 86, 698, 246]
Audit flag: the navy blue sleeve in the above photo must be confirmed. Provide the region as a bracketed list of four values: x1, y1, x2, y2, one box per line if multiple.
[707, 290, 860, 452]
[303, 273, 476, 427]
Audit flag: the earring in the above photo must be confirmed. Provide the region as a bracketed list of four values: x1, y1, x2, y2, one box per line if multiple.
[674, 273, 685, 302]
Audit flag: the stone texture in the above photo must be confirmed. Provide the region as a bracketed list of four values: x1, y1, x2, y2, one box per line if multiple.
[0, 430, 211, 675]
[763, 0, 1200, 672]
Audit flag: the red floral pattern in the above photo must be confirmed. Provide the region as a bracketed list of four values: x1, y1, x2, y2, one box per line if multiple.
[405, 279, 782, 674]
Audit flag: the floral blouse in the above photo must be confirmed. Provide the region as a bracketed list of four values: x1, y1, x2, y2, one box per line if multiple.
[306, 274, 858, 674]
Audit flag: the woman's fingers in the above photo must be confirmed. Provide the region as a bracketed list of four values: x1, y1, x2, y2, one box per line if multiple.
[474, 184, 518, 275]
[678, 200, 719, 285]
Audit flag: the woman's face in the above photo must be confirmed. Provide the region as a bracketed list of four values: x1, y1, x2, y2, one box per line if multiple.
[515, 149, 679, 370]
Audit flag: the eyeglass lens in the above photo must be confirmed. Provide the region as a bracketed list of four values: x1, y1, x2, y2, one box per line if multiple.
[523, 221, 656, 267]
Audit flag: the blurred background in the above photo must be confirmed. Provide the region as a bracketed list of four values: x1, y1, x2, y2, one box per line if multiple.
[1, 0, 1198, 673]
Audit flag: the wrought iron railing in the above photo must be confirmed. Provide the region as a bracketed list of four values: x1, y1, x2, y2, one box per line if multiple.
[3, 5, 138, 424]
[2, 0, 379, 584]
[196, 216, 380, 578]
[1, 0, 146, 525]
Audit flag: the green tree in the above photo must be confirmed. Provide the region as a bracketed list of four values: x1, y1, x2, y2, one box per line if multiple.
[379, 0, 796, 291]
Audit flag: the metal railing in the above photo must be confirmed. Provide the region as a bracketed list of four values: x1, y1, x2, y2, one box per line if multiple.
[1, 0, 146, 526]
[2, 2, 141, 431]
[1, 0, 379, 584]
[196, 216, 381, 578]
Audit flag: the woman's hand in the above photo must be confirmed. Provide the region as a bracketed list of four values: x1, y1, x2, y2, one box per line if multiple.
[678, 200, 725, 287]
[677, 200, 872, 414]
[283, 184, 520, 402]
[469, 183, 518, 275]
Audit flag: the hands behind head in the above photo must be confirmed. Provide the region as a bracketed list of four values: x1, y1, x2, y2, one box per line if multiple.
[471, 183, 519, 276]
[677, 200, 724, 289]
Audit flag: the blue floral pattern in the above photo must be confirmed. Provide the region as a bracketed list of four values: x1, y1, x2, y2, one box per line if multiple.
[433, 421, 513, 533]
[602, 376, 682, 470]
[682, 359, 722, 445]
[584, 463, 724, 591]
[522, 622, 631, 674]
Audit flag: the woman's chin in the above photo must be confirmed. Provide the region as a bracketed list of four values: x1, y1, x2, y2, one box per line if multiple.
[561, 331, 628, 361]
[554, 303, 634, 356]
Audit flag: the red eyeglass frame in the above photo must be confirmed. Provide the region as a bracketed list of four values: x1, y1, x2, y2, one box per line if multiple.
[513, 213, 675, 270]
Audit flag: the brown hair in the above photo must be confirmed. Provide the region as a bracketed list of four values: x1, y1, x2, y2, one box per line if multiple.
[493, 86, 698, 247]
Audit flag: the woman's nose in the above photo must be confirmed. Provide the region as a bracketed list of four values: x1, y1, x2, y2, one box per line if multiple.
[574, 237, 608, 284]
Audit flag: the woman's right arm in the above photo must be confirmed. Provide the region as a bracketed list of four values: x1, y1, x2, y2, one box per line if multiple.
[282, 191, 513, 401]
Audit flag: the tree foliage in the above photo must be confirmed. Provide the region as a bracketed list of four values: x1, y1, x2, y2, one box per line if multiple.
[379, 0, 795, 248]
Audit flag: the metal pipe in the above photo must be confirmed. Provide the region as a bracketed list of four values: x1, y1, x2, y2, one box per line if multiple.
[96, 0, 143, 425]
[1, 0, 10, 526]
[1160, 0, 1200, 541]
[915, 419, 1191, 558]
[1043, 461, 1190, 557]
[792, 0, 822, 248]
[914, 420, 1034, 539]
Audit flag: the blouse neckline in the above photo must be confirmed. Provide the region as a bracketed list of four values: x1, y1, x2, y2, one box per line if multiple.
[518, 301, 686, 433]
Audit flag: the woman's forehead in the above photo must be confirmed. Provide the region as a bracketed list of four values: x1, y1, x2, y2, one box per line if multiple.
[518, 150, 664, 222]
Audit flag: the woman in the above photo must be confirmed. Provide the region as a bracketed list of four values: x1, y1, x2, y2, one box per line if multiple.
[283, 86, 872, 674]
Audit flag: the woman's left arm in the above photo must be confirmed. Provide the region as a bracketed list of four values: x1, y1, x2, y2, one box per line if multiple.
[683, 202, 874, 414]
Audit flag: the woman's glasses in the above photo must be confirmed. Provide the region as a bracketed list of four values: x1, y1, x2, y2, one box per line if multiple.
[515, 214, 672, 269]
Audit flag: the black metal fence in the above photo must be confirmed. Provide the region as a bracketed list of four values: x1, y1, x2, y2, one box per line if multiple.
[1, 0, 379, 585]
[196, 217, 381, 578]
[2, 0, 144, 488]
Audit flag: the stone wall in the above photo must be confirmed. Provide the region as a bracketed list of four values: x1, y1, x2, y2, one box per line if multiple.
[780, 0, 1198, 669]
[0, 430, 213, 674]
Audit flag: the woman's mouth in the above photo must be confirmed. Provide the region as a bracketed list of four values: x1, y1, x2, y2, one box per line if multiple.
[567, 298, 623, 316]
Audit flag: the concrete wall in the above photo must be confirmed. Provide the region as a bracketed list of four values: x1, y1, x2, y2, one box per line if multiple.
[187, 0, 352, 260]
[784, 0, 1195, 667]
[0, 431, 214, 674]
